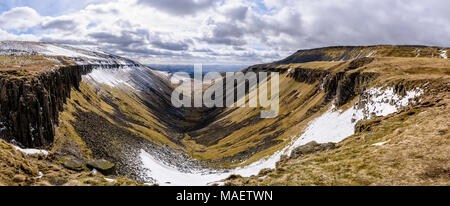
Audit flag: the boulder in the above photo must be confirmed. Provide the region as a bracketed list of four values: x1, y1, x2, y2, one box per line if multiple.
[61, 155, 84, 171]
[87, 159, 116, 175]
[290, 141, 336, 159]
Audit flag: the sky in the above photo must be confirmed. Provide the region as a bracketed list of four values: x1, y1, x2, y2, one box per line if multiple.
[0, 0, 449, 65]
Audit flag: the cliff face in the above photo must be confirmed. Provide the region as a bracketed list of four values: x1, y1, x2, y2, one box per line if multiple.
[0, 65, 94, 148]
[251, 57, 379, 108]
[0, 42, 149, 148]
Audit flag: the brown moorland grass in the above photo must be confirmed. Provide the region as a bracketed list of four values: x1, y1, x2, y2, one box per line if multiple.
[224, 90, 450, 185]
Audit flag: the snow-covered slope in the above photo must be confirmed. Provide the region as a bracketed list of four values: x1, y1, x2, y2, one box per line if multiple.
[0, 41, 172, 96]
[0, 41, 140, 66]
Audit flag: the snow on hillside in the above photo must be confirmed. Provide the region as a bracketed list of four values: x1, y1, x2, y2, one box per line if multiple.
[84, 67, 134, 88]
[39, 44, 101, 59]
[13, 145, 49, 156]
[139, 86, 424, 186]
[440, 50, 448, 59]
[0, 41, 140, 66]
[0, 41, 169, 91]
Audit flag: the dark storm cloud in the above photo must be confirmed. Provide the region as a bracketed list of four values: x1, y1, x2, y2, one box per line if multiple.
[41, 19, 78, 31]
[245, 11, 303, 41]
[199, 22, 247, 46]
[40, 37, 94, 45]
[151, 39, 189, 51]
[213, 22, 245, 38]
[120, 46, 175, 56]
[274, 0, 450, 49]
[88, 29, 150, 47]
[137, 0, 218, 16]
[86, 28, 190, 58]
[201, 36, 246, 46]
[193, 48, 213, 52]
[225, 6, 248, 21]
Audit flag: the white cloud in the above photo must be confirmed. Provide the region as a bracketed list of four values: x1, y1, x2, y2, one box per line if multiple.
[0, 29, 39, 41]
[0, 0, 450, 65]
[0, 7, 42, 32]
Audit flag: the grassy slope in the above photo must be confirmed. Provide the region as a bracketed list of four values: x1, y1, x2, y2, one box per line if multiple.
[0, 55, 74, 76]
[54, 81, 181, 159]
[225, 88, 449, 185]
[186, 57, 449, 167]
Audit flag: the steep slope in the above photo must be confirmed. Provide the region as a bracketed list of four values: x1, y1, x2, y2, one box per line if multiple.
[0, 41, 184, 183]
[225, 84, 449, 185]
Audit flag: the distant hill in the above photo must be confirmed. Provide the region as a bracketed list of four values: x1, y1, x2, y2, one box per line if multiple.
[148, 64, 248, 77]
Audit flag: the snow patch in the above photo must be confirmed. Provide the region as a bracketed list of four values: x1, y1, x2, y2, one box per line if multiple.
[13, 145, 48, 156]
[39, 44, 100, 59]
[37, 171, 43, 179]
[372, 140, 389, 146]
[170, 73, 192, 84]
[154, 70, 170, 78]
[440, 50, 447, 59]
[140, 149, 230, 186]
[45, 57, 62, 64]
[353, 87, 423, 120]
[287, 68, 292, 73]
[84, 67, 133, 88]
[366, 51, 376, 57]
[104, 178, 116, 183]
[289, 106, 355, 150]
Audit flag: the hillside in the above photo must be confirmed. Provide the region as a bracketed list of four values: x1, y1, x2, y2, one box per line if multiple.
[0, 42, 448, 185]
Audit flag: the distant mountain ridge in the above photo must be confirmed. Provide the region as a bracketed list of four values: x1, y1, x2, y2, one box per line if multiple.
[276, 45, 448, 64]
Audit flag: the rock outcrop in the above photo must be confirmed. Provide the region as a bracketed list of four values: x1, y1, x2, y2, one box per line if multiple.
[290, 141, 336, 159]
[0, 65, 93, 148]
[87, 159, 116, 175]
[287, 67, 378, 107]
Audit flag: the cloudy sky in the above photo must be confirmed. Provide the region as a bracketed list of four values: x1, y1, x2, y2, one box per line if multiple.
[0, 0, 449, 65]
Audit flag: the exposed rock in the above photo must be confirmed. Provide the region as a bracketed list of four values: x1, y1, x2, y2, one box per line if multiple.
[0, 65, 93, 148]
[346, 57, 374, 71]
[258, 168, 274, 177]
[290, 141, 336, 159]
[286, 66, 378, 107]
[289, 67, 330, 84]
[61, 155, 85, 171]
[87, 159, 116, 175]
[225, 174, 243, 180]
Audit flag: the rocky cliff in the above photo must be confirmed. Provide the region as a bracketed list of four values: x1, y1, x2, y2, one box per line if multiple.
[0, 65, 93, 148]
[0, 41, 148, 148]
